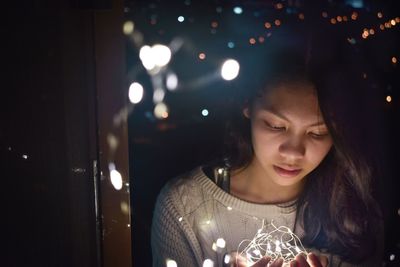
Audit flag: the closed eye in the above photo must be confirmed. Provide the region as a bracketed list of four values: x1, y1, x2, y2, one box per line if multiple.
[264, 121, 286, 131]
[309, 132, 329, 138]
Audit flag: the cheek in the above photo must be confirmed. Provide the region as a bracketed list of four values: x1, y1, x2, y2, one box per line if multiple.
[308, 140, 333, 165]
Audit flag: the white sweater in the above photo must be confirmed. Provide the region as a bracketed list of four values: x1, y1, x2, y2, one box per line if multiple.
[151, 166, 382, 267]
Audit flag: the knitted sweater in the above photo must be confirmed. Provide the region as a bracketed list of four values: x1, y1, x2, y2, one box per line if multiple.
[151, 166, 382, 267]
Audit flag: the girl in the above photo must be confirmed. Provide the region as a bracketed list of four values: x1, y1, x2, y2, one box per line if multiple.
[151, 29, 383, 267]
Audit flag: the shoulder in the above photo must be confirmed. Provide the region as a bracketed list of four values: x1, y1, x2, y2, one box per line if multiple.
[155, 166, 212, 215]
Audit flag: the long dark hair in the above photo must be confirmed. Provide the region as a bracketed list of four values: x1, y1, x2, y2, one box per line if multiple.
[222, 25, 381, 263]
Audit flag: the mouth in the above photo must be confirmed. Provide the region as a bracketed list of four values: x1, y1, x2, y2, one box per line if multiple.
[273, 165, 302, 178]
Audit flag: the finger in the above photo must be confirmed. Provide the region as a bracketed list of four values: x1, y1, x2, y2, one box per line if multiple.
[250, 256, 272, 267]
[295, 254, 309, 267]
[306, 253, 323, 267]
[270, 258, 284, 267]
[319, 256, 328, 267]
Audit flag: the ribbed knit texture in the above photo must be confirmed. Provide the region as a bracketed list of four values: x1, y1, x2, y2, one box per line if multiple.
[151, 167, 382, 267]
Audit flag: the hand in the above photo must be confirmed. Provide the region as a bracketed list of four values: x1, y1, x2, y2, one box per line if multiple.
[286, 253, 328, 267]
[225, 253, 283, 267]
[225, 253, 327, 267]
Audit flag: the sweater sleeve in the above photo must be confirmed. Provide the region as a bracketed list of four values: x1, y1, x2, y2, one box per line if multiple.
[151, 184, 201, 267]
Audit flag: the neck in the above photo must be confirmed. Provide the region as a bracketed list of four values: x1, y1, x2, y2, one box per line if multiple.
[231, 160, 304, 204]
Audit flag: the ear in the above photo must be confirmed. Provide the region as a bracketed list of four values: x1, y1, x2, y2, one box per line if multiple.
[242, 106, 250, 119]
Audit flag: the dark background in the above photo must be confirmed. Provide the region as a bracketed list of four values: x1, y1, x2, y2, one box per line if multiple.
[126, 0, 400, 266]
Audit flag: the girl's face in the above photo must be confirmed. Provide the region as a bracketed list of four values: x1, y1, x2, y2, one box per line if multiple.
[243, 81, 333, 188]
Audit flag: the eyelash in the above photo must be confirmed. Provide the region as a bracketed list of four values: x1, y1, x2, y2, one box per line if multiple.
[264, 121, 329, 138]
[264, 121, 286, 131]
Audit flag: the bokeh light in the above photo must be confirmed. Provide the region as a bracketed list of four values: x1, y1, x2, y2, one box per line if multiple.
[166, 259, 178, 267]
[166, 72, 178, 91]
[233, 6, 243, 14]
[154, 102, 169, 119]
[177, 16, 185, 22]
[202, 259, 214, 267]
[221, 59, 240, 81]
[153, 88, 165, 103]
[123, 21, 135, 35]
[386, 95, 392, 103]
[128, 82, 144, 104]
[110, 169, 123, 190]
[201, 109, 209, 116]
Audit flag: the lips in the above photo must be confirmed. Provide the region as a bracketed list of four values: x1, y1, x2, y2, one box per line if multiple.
[273, 165, 302, 178]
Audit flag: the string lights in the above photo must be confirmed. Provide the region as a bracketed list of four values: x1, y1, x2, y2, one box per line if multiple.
[237, 220, 307, 265]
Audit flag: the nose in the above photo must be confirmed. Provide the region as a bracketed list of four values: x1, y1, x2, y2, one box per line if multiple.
[279, 137, 305, 162]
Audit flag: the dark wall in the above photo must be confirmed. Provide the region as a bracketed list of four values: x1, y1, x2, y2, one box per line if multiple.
[2, 4, 100, 267]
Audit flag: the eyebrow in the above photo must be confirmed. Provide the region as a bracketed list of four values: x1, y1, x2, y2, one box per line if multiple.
[263, 108, 327, 128]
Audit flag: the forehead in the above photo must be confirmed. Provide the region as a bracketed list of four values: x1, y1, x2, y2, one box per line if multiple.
[254, 81, 322, 119]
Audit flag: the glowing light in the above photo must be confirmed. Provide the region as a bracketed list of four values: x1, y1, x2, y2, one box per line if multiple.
[274, 19, 281, 26]
[396, 17, 400, 23]
[166, 259, 178, 267]
[391, 19, 396, 26]
[211, 21, 218, 28]
[202, 259, 214, 267]
[221, 59, 240, 81]
[330, 18, 337, 24]
[233, 6, 243, 15]
[178, 217, 183, 222]
[249, 38, 256, 45]
[139, 43, 171, 73]
[392, 57, 397, 64]
[322, 12, 328, 18]
[227, 41, 235, 48]
[154, 102, 169, 119]
[264, 22, 272, 29]
[377, 12, 383, 18]
[369, 29, 375, 35]
[120, 201, 129, 215]
[347, 0, 364, 8]
[227, 206, 233, 210]
[237, 220, 307, 264]
[152, 44, 172, 67]
[166, 72, 178, 91]
[390, 254, 395, 261]
[298, 13, 305, 20]
[337, 16, 342, 22]
[380, 24, 385, 30]
[347, 37, 356, 45]
[386, 95, 392, 103]
[258, 36, 265, 43]
[216, 238, 226, 248]
[206, 220, 211, 224]
[224, 254, 231, 264]
[139, 45, 155, 70]
[22, 154, 28, 159]
[351, 12, 358, 20]
[123, 21, 134, 35]
[275, 3, 283, 9]
[153, 88, 165, 103]
[212, 243, 217, 251]
[128, 82, 144, 104]
[199, 53, 206, 60]
[385, 22, 391, 28]
[201, 109, 209, 116]
[110, 169, 123, 190]
[178, 16, 185, 22]
[362, 30, 369, 39]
